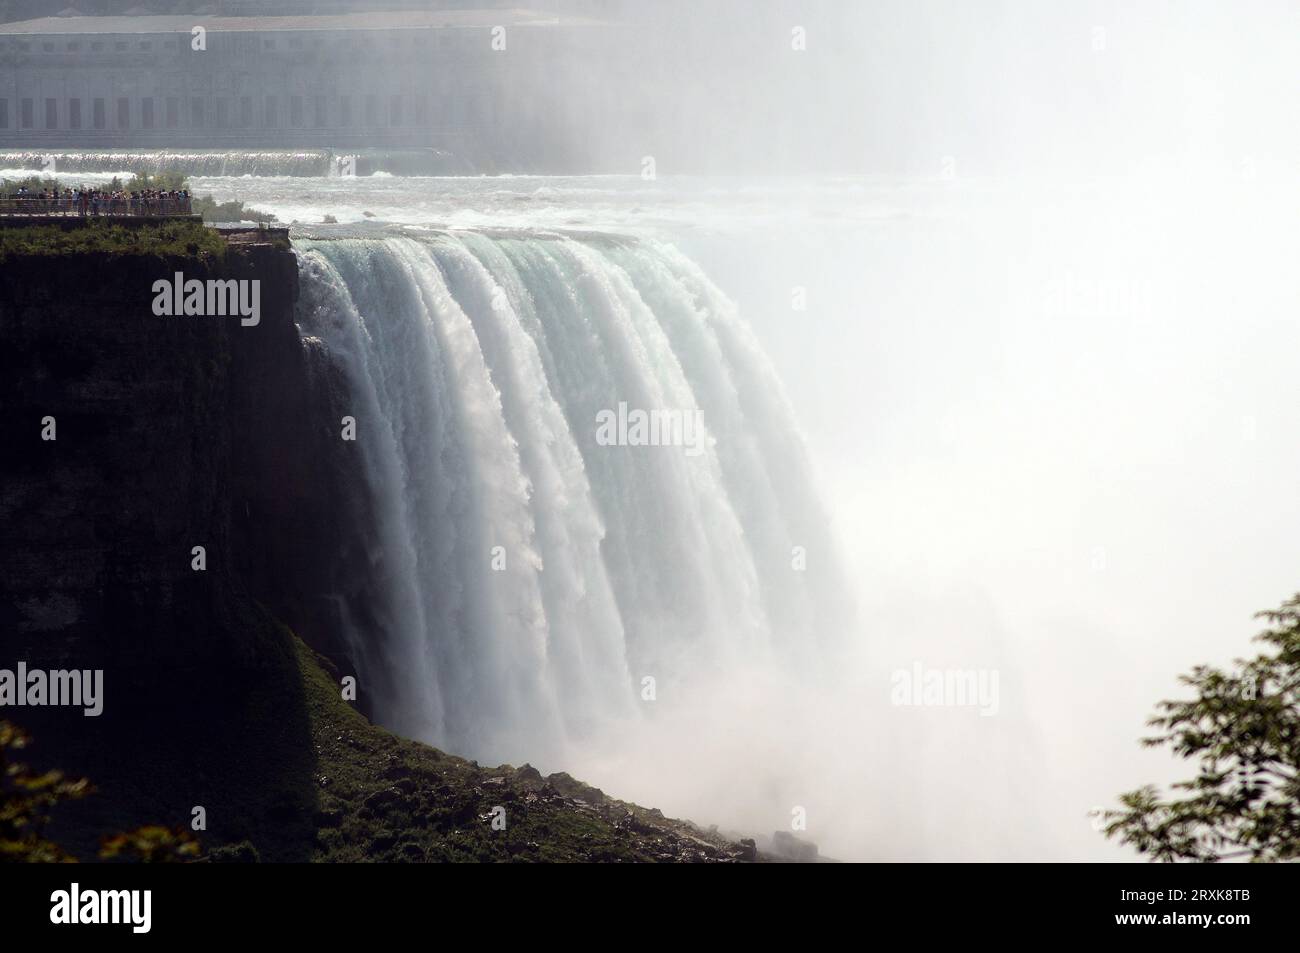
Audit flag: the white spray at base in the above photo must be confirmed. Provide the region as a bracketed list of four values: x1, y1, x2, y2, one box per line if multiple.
[294, 230, 865, 848]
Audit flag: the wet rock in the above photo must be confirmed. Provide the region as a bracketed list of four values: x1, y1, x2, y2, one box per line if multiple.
[545, 771, 606, 804]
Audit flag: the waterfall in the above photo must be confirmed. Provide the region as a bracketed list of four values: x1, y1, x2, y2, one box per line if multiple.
[0, 148, 470, 178]
[295, 231, 850, 767]
[0, 150, 332, 177]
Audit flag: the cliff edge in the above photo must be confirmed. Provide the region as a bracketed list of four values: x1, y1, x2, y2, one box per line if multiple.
[0, 222, 755, 862]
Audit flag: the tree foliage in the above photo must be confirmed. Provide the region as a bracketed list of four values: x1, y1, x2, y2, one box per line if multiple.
[100, 825, 200, 863]
[125, 171, 189, 192]
[1, 720, 201, 863]
[0, 721, 93, 862]
[1096, 595, 1300, 861]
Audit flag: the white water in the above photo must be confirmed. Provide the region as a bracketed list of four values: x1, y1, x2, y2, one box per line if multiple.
[11, 154, 1282, 860]
[0, 149, 465, 178]
[297, 228, 852, 776]
[275, 166, 1300, 862]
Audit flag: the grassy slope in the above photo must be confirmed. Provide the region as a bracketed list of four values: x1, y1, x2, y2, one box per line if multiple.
[42, 612, 750, 863]
[293, 633, 749, 862]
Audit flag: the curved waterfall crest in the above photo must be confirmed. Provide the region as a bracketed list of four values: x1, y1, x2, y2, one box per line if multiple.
[296, 230, 850, 765]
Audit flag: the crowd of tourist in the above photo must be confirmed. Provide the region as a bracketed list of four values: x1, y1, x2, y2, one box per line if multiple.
[3, 186, 194, 217]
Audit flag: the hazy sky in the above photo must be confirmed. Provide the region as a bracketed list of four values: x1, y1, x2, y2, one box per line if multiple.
[519, 0, 1300, 175]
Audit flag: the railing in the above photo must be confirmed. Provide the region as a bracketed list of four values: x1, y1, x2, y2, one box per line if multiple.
[0, 197, 195, 217]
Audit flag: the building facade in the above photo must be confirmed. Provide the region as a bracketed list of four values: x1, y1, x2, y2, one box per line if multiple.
[0, 11, 603, 161]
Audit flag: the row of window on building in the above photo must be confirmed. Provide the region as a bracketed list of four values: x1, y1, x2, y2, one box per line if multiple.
[0, 92, 481, 131]
[0, 32, 470, 55]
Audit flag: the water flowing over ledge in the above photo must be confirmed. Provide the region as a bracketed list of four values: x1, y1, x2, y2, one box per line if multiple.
[0, 148, 468, 178]
[294, 231, 853, 767]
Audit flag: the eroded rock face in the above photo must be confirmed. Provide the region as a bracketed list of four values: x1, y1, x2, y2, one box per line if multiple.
[1, 248, 252, 678]
[0, 239, 367, 694]
[0, 236, 765, 864]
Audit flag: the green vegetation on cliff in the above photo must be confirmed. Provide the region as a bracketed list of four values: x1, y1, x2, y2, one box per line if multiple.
[291, 632, 747, 862]
[0, 219, 227, 262]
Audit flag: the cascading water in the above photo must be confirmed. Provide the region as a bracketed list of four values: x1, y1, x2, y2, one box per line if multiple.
[295, 230, 852, 769]
[0, 150, 334, 177]
[0, 148, 470, 178]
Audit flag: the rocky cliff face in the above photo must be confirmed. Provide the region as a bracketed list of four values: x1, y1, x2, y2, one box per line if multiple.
[0, 231, 758, 862]
[0, 231, 379, 854]
[0, 235, 368, 705]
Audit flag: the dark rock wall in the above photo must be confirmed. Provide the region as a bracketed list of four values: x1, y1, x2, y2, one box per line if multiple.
[0, 240, 368, 703]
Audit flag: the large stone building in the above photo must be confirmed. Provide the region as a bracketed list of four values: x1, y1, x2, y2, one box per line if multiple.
[0, 10, 606, 162]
